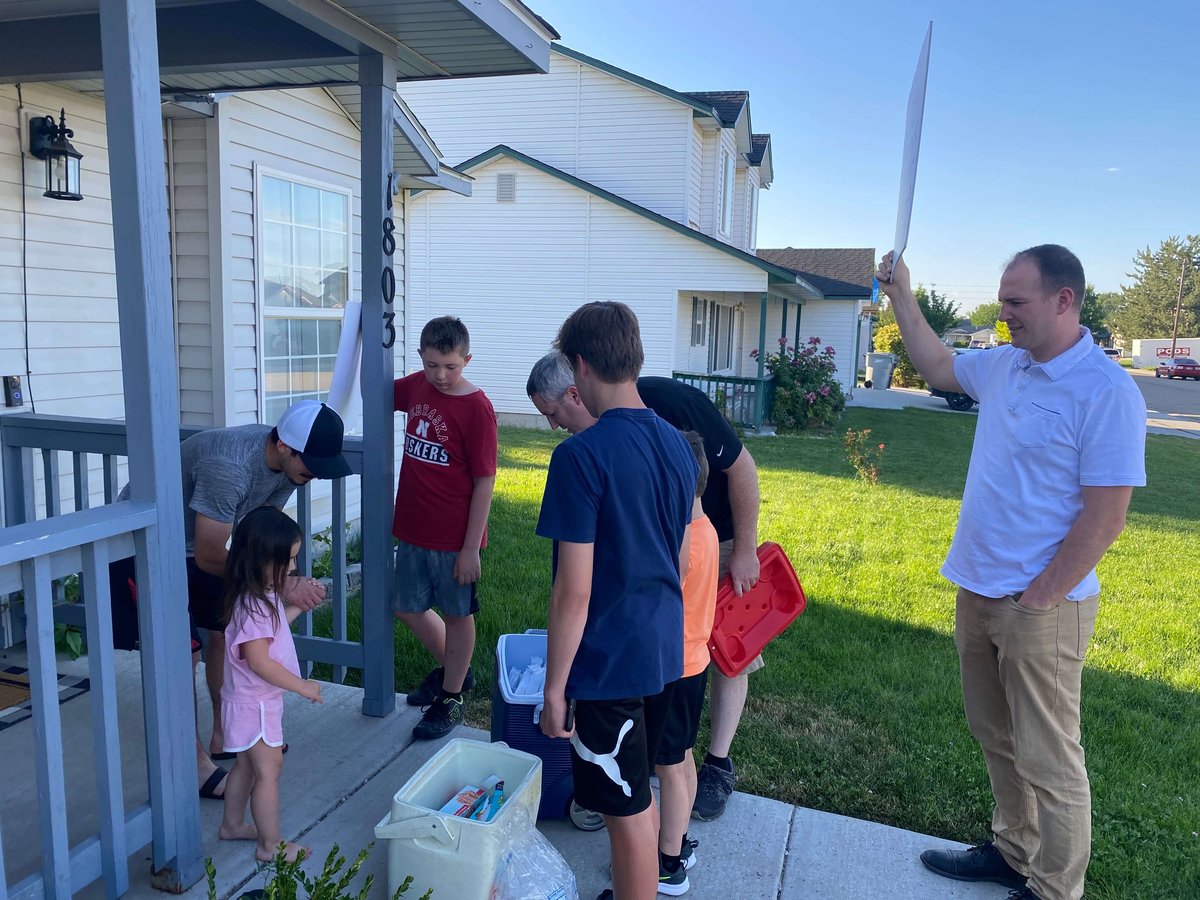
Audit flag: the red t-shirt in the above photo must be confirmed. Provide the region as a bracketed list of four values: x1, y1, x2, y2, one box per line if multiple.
[392, 372, 498, 551]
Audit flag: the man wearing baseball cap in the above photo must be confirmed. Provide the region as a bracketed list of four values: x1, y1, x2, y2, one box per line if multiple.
[113, 399, 350, 800]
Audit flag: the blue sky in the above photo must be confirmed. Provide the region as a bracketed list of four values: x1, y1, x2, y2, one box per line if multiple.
[526, 0, 1199, 308]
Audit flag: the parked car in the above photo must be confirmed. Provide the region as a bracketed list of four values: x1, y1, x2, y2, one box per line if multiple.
[1102, 348, 1121, 361]
[1156, 357, 1200, 379]
[928, 348, 979, 410]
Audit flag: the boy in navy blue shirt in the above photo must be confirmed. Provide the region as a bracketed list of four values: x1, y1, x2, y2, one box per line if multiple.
[537, 301, 697, 900]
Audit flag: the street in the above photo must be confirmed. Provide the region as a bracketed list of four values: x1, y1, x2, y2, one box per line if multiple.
[1128, 369, 1200, 439]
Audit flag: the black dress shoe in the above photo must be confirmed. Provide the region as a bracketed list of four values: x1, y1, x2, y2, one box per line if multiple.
[920, 841, 1028, 889]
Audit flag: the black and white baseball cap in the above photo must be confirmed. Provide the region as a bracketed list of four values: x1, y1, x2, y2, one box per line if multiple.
[275, 400, 352, 479]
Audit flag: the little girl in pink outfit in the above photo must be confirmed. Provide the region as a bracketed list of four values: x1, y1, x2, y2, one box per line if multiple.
[218, 507, 323, 863]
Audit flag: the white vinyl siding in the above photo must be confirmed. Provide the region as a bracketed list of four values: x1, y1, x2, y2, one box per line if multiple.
[169, 116, 217, 426]
[0, 84, 124, 421]
[732, 166, 760, 253]
[408, 159, 768, 415]
[735, 298, 859, 394]
[399, 51, 693, 223]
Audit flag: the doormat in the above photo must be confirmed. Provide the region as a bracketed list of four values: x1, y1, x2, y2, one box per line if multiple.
[0, 666, 90, 732]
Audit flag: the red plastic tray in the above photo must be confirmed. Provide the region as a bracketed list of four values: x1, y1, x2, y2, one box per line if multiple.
[707, 542, 806, 676]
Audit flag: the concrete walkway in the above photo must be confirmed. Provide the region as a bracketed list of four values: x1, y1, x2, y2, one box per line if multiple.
[1, 648, 1014, 900]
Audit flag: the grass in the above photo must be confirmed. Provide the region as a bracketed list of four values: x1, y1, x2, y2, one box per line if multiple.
[315, 412, 1200, 900]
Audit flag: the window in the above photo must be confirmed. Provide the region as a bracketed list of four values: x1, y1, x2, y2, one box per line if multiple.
[690, 296, 707, 346]
[718, 149, 733, 235]
[708, 302, 739, 372]
[257, 170, 351, 425]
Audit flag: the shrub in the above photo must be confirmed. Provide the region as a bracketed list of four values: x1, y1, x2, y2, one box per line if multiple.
[843, 429, 886, 484]
[752, 336, 845, 431]
[872, 323, 925, 389]
[206, 842, 430, 900]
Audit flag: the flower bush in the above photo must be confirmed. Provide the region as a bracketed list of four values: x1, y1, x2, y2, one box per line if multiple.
[843, 429, 886, 484]
[751, 336, 845, 431]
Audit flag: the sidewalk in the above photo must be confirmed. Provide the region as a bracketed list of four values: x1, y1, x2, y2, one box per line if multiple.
[847, 385, 976, 415]
[0, 647, 1011, 900]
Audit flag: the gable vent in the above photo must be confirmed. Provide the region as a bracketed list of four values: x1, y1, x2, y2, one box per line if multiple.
[496, 172, 516, 202]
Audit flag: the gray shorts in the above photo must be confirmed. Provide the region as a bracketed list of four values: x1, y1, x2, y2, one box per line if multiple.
[390, 539, 480, 617]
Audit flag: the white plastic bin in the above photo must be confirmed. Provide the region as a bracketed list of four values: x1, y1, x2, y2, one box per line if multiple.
[374, 738, 543, 899]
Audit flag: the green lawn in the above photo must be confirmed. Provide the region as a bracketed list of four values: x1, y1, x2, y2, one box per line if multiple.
[321, 411, 1200, 900]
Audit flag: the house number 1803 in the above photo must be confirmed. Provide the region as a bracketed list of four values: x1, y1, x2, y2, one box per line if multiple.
[381, 194, 396, 349]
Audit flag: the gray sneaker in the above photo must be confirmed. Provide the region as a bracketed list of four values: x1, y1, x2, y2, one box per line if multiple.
[691, 762, 735, 821]
[406, 665, 474, 707]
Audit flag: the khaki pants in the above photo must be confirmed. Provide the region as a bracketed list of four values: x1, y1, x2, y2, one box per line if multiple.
[955, 588, 1098, 900]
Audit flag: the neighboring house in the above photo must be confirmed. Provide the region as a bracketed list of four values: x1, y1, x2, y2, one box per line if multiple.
[969, 327, 999, 348]
[943, 324, 975, 345]
[754, 247, 875, 376]
[398, 45, 867, 426]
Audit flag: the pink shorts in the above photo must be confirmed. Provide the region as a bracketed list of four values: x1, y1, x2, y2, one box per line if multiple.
[222, 695, 285, 753]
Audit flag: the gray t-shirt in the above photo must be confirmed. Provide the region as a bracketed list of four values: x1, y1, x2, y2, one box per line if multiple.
[121, 425, 296, 556]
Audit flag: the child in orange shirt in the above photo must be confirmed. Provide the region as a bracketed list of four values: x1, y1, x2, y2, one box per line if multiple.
[652, 431, 719, 895]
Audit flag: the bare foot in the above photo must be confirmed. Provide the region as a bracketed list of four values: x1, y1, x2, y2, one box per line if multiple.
[219, 822, 258, 841]
[256, 841, 310, 864]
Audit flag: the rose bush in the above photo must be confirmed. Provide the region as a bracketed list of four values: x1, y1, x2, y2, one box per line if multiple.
[751, 336, 845, 431]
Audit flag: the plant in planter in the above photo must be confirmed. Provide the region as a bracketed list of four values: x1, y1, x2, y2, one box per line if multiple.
[206, 842, 431, 900]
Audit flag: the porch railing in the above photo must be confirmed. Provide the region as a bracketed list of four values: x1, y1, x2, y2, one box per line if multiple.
[0, 412, 379, 895]
[671, 372, 775, 431]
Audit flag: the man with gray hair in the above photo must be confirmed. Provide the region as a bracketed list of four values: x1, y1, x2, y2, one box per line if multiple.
[527, 351, 762, 821]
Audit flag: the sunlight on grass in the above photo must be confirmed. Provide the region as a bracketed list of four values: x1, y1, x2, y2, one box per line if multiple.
[319, 410, 1198, 900]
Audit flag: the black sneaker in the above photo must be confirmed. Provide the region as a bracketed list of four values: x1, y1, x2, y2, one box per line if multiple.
[680, 835, 698, 871]
[1007, 890, 1041, 900]
[657, 858, 689, 896]
[919, 841, 1028, 889]
[412, 693, 464, 740]
[406, 665, 474, 707]
[691, 762, 735, 821]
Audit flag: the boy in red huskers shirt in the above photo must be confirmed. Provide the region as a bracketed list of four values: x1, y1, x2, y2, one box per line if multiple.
[393, 316, 498, 740]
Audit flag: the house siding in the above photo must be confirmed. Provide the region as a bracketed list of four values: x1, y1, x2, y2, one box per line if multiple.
[399, 51, 692, 223]
[408, 158, 766, 416]
[687, 121, 703, 228]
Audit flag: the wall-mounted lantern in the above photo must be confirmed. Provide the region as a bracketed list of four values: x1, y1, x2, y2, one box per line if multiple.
[29, 108, 83, 201]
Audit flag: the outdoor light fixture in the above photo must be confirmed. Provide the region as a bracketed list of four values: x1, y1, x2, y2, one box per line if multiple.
[29, 108, 83, 201]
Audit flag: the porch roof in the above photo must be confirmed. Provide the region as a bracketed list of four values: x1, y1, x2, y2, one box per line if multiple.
[414, 144, 826, 302]
[0, 0, 558, 92]
[756, 248, 875, 299]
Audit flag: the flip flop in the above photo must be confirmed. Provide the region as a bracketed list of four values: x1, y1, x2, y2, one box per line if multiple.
[199, 767, 228, 800]
[211, 743, 288, 761]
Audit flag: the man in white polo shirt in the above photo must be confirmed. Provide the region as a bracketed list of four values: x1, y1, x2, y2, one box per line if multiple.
[876, 245, 1146, 900]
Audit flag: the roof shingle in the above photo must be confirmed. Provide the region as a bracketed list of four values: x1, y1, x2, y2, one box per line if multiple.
[684, 90, 748, 127]
[749, 134, 770, 165]
[756, 248, 876, 297]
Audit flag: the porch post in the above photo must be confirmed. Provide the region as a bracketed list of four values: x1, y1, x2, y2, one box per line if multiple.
[756, 293, 769, 430]
[359, 51, 398, 717]
[100, 0, 202, 887]
[781, 300, 789, 345]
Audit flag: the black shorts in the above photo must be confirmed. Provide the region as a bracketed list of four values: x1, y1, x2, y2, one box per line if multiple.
[570, 685, 675, 818]
[185, 557, 226, 633]
[108, 556, 211, 652]
[654, 670, 708, 766]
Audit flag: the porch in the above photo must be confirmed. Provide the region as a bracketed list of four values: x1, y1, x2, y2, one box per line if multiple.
[0, 644, 1006, 900]
[0, 0, 554, 895]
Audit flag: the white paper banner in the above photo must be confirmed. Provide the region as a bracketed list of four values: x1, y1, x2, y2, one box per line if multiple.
[892, 21, 932, 268]
[326, 300, 362, 418]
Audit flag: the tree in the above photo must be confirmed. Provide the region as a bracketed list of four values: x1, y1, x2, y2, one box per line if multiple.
[970, 302, 1001, 327]
[995, 320, 1011, 343]
[1081, 287, 1121, 339]
[873, 322, 924, 388]
[1109, 235, 1200, 342]
[878, 284, 962, 336]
